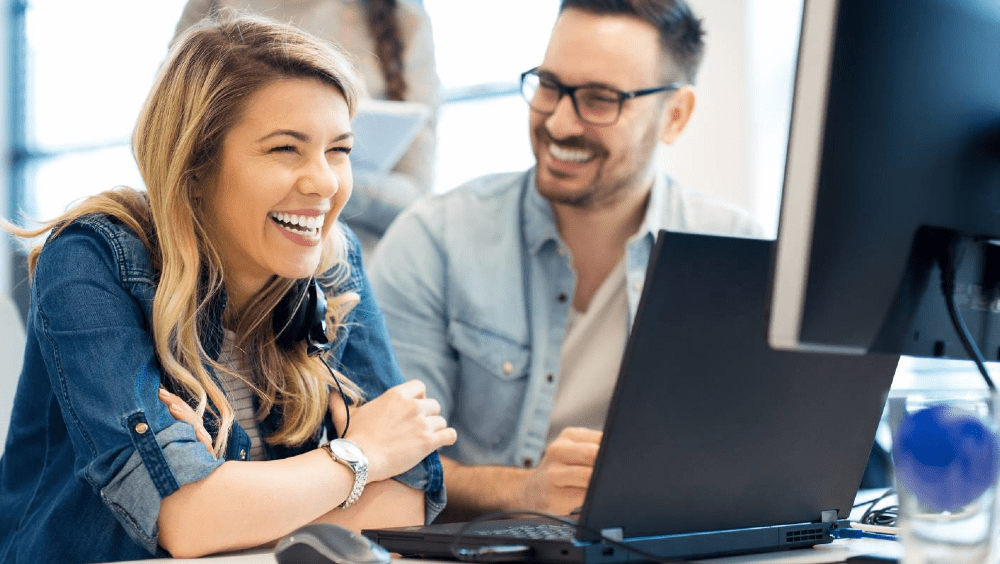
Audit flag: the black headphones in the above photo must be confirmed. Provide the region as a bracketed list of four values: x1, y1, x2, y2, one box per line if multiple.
[273, 277, 332, 357]
[272, 277, 352, 438]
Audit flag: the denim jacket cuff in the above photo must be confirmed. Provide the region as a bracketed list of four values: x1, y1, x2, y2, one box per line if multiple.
[391, 451, 447, 524]
[99, 421, 224, 554]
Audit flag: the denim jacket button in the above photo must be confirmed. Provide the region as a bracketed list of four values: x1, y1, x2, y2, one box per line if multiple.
[239, 449, 247, 460]
[502, 361, 514, 375]
[134, 423, 148, 435]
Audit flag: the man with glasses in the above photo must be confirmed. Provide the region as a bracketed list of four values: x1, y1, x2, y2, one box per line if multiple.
[369, 0, 761, 520]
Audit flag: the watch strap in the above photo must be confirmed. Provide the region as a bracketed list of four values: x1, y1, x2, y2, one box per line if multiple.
[324, 440, 368, 509]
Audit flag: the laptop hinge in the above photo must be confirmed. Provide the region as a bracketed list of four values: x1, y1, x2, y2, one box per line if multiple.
[600, 527, 624, 542]
[821, 509, 838, 523]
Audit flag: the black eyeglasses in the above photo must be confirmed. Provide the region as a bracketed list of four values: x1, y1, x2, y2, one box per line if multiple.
[519, 67, 681, 126]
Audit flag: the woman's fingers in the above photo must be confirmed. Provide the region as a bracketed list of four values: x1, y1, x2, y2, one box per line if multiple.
[418, 397, 441, 416]
[159, 388, 213, 455]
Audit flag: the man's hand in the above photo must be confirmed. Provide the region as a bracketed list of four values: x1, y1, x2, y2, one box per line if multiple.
[517, 427, 602, 515]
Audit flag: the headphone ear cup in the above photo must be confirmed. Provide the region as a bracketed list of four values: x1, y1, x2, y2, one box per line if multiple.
[274, 279, 312, 351]
[273, 278, 331, 356]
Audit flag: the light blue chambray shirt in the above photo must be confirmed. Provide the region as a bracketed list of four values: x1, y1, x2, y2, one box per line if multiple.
[369, 168, 762, 468]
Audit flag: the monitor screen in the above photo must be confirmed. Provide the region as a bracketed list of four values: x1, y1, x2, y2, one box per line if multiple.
[769, 0, 1000, 360]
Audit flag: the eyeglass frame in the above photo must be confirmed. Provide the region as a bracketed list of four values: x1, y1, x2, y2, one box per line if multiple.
[519, 67, 683, 126]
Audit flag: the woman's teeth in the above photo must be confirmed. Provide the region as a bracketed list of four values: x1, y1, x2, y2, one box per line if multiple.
[270, 212, 323, 237]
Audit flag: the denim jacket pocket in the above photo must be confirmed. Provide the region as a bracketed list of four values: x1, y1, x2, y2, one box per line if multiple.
[448, 320, 530, 450]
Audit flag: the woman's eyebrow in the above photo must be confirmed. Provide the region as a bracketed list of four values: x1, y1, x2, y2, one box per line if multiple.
[256, 129, 310, 143]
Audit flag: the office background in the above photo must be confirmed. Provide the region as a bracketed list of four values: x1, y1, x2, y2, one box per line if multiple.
[0, 0, 803, 309]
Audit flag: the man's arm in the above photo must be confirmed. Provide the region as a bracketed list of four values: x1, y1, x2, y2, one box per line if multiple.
[437, 428, 602, 522]
[369, 203, 459, 422]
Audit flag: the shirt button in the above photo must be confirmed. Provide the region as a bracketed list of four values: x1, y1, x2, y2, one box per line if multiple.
[522, 457, 533, 468]
[239, 449, 247, 460]
[502, 361, 514, 375]
[633, 281, 643, 292]
[546, 373, 555, 383]
[134, 422, 149, 435]
[557, 293, 568, 303]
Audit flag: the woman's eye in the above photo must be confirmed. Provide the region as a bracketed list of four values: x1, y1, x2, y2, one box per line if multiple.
[329, 146, 353, 155]
[269, 145, 297, 154]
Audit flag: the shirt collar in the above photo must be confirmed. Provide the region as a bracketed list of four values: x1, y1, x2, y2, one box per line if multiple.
[522, 167, 669, 254]
[522, 167, 562, 255]
[630, 171, 668, 249]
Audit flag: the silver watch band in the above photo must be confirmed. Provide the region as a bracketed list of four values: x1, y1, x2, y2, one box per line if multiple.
[324, 439, 369, 509]
[340, 463, 368, 509]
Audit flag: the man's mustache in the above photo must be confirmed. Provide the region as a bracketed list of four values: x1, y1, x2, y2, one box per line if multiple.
[534, 126, 609, 159]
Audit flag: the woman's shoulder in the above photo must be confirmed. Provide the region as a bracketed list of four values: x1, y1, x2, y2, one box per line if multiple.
[39, 213, 157, 283]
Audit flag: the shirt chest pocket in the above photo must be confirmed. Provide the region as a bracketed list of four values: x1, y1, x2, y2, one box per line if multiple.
[448, 320, 531, 449]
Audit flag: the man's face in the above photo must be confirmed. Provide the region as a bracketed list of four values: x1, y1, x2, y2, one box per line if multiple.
[530, 8, 674, 209]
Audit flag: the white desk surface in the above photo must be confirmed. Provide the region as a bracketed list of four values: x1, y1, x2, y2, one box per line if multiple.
[114, 537, 900, 564]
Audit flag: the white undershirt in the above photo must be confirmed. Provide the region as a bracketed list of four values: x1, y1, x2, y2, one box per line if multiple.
[546, 259, 629, 445]
[217, 330, 266, 461]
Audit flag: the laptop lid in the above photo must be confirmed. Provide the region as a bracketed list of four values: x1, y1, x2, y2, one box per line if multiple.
[363, 231, 898, 560]
[578, 231, 898, 539]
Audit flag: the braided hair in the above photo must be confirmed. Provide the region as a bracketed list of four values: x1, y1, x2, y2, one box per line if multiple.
[363, 0, 407, 100]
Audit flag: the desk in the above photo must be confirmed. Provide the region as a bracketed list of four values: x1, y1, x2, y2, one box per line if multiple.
[113, 538, 900, 564]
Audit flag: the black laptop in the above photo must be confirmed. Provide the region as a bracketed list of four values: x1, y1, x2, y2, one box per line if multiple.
[363, 231, 899, 562]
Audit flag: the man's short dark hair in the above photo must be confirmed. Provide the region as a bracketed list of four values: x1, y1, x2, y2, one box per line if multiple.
[559, 0, 705, 84]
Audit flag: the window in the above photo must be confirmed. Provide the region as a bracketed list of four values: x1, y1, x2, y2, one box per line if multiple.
[10, 1, 800, 233]
[15, 0, 187, 222]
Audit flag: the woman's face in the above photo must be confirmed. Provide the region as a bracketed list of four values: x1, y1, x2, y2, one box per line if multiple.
[203, 77, 354, 307]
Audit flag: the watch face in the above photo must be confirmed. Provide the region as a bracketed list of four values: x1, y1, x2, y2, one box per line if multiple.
[330, 439, 363, 463]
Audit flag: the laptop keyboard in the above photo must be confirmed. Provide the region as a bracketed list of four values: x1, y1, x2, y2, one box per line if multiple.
[473, 523, 577, 540]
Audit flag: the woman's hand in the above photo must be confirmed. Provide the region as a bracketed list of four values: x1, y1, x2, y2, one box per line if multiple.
[329, 379, 456, 483]
[159, 387, 214, 455]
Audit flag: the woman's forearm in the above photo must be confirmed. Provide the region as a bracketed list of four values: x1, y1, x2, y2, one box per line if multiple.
[158, 448, 353, 558]
[313, 477, 425, 530]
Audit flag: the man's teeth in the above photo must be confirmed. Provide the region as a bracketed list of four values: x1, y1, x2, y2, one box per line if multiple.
[270, 212, 324, 236]
[549, 143, 593, 163]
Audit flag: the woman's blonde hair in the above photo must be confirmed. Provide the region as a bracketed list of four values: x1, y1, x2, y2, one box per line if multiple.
[7, 12, 367, 456]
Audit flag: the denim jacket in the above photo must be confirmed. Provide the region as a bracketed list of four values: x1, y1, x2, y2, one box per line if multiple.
[0, 214, 444, 564]
[369, 169, 762, 468]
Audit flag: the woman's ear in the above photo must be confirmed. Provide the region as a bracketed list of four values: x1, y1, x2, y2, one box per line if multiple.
[659, 85, 696, 145]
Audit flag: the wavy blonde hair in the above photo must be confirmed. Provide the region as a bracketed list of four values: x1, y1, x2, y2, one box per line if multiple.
[6, 12, 367, 456]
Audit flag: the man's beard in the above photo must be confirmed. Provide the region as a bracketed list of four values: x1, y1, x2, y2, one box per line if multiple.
[533, 125, 610, 208]
[533, 123, 658, 210]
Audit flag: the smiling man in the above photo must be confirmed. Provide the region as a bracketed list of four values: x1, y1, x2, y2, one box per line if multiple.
[369, 0, 761, 521]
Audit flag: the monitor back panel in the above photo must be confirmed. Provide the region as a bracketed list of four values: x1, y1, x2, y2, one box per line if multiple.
[580, 231, 898, 539]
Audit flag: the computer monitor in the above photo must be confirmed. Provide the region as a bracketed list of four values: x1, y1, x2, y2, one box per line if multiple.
[769, 0, 1000, 361]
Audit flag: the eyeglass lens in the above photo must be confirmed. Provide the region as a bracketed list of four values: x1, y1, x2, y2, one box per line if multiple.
[521, 71, 622, 125]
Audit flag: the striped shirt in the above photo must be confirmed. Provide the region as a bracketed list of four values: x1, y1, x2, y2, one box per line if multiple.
[217, 330, 266, 461]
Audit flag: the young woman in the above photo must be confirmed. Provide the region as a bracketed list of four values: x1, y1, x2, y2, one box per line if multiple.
[0, 13, 454, 564]
[175, 0, 441, 253]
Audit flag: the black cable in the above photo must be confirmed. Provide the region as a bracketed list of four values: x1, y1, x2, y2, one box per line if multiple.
[323, 362, 351, 438]
[853, 489, 898, 527]
[448, 510, 690, 564]
[939, 251, 996, 391]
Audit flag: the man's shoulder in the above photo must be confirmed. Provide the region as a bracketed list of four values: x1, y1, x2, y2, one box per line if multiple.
[658, 176, 764, 238]
[405, 170, 528, 220]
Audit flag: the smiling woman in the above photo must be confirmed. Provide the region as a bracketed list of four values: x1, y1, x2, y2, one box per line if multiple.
[0, 13, 454, 564]
[203, 78, 356, 310]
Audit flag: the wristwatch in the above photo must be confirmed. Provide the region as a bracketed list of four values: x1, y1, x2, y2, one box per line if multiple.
[323, 438, 369, 508]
